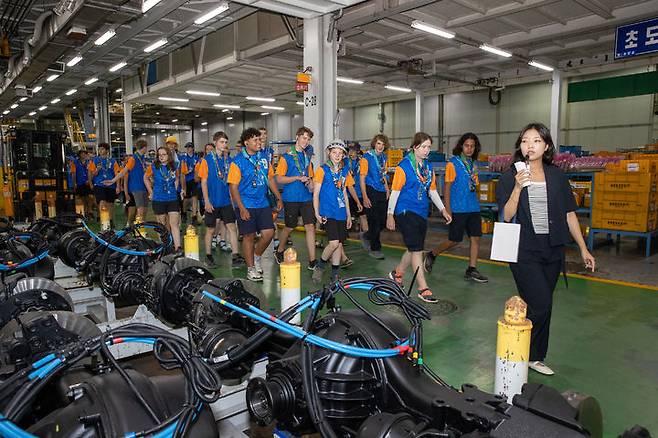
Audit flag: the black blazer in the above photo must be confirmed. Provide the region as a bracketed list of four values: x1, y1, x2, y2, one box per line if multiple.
[495, 164, 577, 250]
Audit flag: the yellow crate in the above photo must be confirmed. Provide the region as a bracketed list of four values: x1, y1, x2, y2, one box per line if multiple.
[619, 160, 658, 173]
[592, 208, 657, 232]
[477, 180, 497, 203]
[594, 172, 657, 193]
[386, 149, 404, 160]
[388, 156, 403, 167]
[593, 190, 657, 212]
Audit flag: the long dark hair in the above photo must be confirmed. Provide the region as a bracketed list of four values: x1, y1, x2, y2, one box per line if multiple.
[453, 132, 481, 161]
[513, 122, 555, 165]
[155, 146, 175, 171]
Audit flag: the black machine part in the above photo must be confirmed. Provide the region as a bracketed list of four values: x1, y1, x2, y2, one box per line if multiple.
[0, 233, 54, 279]
[0, 277, 73, 329]
[28, 369, 218, 438]
[247, 310, 595, 438]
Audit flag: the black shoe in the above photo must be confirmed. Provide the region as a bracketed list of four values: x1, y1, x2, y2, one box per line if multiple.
[174, 247, 184, 257]
[423, 251, 436, 273]
[308, 260, 317, 271]
[191, 217, 198, 226]
[286, 238, 293, 245]
[465, 267, 488, 283]
[205, 254, 216, 267]
[274, 251, 284, 264]
[232, 254, 246, 268]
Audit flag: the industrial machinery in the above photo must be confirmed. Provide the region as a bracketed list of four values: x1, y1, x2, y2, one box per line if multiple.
[0, 228, 54, 279]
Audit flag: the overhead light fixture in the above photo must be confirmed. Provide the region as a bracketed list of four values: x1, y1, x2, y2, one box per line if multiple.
[201, 128, 208, 132]
[159, 97, 189, 102]
[109, 61, 127, 72]
[10, 103, 18, 109]
[195, 114, 200, 117]
[94, 29, 116, 46]
[115, 98, 122, 102]
[528, 60, 554, 72]
[29, 111, 36, 116]
[161, 129, 166, 132]
[84, 77, 98, 85]
[19, 97, 27, 102]
[186, 90, 221, 97]
[111, 131, 117, 134]
[214, 104, 240, 109]
[385, 84, 412, 93]
[221, 109, 229, 113]
[155, 112, 160, 115]
[142, 0, 162, 12]
[116, 88, 122, 92]
[32, 85, 42, 94]
[226, 116, 233, 120]
[72, 106, 77, 109]
[46, 74, 59, 82]
[51, 98, 61, 103]
[155, 122, 160, 125]
[228, 123, 235, 127]
[260, 112, 270, 116]
[141, 133, 147, 136]
[410, 20, 455, 39]
[38, 105, 47, 111]
[2, 110, 9, 115]
[66, 55, 83, 67]
[65, 89, 77, 95]
[480, 44, 512, 58]
[144, 38, 167, 53]
[171, 119, 178, 122]
[194, 3, 229, 25]
[337, 77, 364, 85]
[261, 105, 284, 110]
[201, 121, 208, 126]
[246, 96, 275, 102]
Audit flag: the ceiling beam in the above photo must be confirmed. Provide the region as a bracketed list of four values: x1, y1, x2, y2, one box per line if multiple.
[535, 6, 567, 25]
[572, 0, 613, 19]
[338, 0, 440, 34]
[445, 0, 561, 28]
[449, 0, 486, 14]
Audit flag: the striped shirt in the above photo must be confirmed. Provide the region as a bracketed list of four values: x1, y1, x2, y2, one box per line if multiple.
[528, 182, 549, 234]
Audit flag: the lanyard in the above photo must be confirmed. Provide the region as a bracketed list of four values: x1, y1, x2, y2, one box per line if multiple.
[368, 150, 386, 183]
[289, 147, 307, 176]
[327, 161, 346, 189]
[408, 153, 432, 193]
[135, 154, 146, 171]
[457, 154, 478, 190]
[349, 157, 359, 176]
[211, 152, 229, 180]
[158, 164, 176, 191]
[242, 150, 265, 184]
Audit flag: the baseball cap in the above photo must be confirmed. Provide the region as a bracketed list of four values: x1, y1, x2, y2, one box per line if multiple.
[326, 139, 347, 153]
[185, 142, 194, 148]
[165, 136, 178, 144]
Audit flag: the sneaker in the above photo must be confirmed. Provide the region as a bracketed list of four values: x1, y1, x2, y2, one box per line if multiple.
[223, 243, 232, 253]
[247, 267, 263, 281]
[417, 288, 439, 303]
[315, 240, 324, 249]
[423, 251, 436, 273]
[219, 240, 228, 252]
[308, 260, 317, 271]
[273, 238, 280, 248]
[388, 270, 404, 286]
[211, 237, 218, 250]
[286, 238, 293, 245]
[529, 361, 554, 376]
[274, 251, 284, 264]
[340, 257, 353, 268]
[330, 271, 340, 282]
[205, 254, 216, 268]
[254, 255, 263, 274]
[465, 267, 488, 283]
[369, 250, 385, 260]
[174, 247, 184, 257]
[231, 254, 246, 268]
[359, 232, 370, 251]
[312, 265, 324, 284]
[191, 217, 198, 226]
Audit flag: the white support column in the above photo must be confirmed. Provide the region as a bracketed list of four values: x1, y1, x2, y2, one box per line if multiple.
[123, 102, 133, 154]
[550, 70, 562, 147]
[94, 87, 111, 146]
[304, 15, 337, 166]
[415, 90, 424, 133]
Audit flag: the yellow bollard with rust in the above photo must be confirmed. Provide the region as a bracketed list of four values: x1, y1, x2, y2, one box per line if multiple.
[280, 247, 301, 324]
[494, 296, 532, 402]
[184, 225, 199, 260]
[99, 206, 111, 231]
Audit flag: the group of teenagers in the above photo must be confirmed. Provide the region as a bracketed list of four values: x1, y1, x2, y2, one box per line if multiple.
[70, 121, 597, 376]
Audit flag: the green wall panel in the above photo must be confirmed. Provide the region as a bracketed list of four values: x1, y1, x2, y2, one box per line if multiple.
[568, 71, 658, 102]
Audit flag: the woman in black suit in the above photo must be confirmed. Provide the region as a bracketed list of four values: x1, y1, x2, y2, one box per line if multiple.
[496, 122, 595, 376]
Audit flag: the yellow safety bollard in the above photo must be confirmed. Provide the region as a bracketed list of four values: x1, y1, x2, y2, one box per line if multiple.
[134, 216, 146, 237]
[494, 296, 532, 402]
[100, 206, 111, 231]
[184, 225, 199, 260]
[75, 202, 85, 216]
[280, 247, 301, 324]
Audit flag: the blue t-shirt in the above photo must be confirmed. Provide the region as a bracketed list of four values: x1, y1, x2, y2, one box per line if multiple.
[91, 156, 118, 188]
[393, 156, 435, 218]
[127, 153, 147, 193]
[73, 157, 89, 187]
[363, 150, 387, 192]
[150, 163, 179, 202]
[278, 150, 313, 203]
[448, 156, 480, 213]
[203, 152, 232, 208]
[316, 163, 352, 221]
[227, 150, 272, 209]
[181, 152, 200, 182]
[347, 157, 362, 198]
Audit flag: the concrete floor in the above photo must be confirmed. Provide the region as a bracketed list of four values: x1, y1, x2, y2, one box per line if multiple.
[108, 207, 658, 437]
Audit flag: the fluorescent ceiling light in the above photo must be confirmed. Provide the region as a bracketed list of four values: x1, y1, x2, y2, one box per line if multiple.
[142, 133, 147, 136]
[155, 122, 160, 125]
[115, 98, 122, 102]
[144, 38, 167, 53]
[194, 3, 229, 25]
[10, 104, 18, 109]
[2, 110, 9, 115]
[171, 106, 192, 110]
[111, 131, 117, 134]
[84, 77, 98, 85]
[214, 104, 240, 109]
[195, 114, 200, 117]
[46, 74, 59, 82]
[410, 20, 455, 39]
[260, 112, 270, 116]
[228, 123, 235, 127]
[109, 61, 127, 72]
[66, 55, 83, 67]
[480, 44, 512, 58]
[29, 111, 36, 116]
[142, 0, 162, 13]
[337, 77, 364, 85]
[159, 97, 188, 102]
[39, 106, 47, 111]
[201, 128, 208, 132]
[261, 105, 284, 110]
[32, 85, 42, 94]
[72, 106, 77, 109]
[65, 89, 77, 95]
[116, 88, 122, 92]
[186, 90, 221, 97]
[296, 101, 304, 106]
[19, 97, 27, 102]
[94, 29, 116, 46]
[51, 98, 61, 103]
[221, 109, 229, 112]
[201, 122, 208, 126]
[171, 119, 178, 122]
[528, 60, 554, 72]
[161, 129, 166, 132]
[385, 84, 412, 93]
[246, 96, 275, 102]
[155, 112, 160, 115]
[226, 116, 233, 120]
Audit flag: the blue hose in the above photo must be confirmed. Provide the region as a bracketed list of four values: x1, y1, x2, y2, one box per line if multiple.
[82, 221, 171, 257]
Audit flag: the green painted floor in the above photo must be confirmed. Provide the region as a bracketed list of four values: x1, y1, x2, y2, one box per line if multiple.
[110, 209, 658, 437]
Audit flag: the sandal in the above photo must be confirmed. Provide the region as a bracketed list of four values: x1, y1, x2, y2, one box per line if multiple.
[417, 288, 438, 303]
[388, 269, 404, 286]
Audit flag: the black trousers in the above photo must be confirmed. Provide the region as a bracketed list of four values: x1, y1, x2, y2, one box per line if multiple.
[509, 236, 564, 362]
[365, 185, 387, 251]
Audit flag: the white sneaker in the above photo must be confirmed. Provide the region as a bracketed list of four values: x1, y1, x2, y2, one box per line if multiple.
[247, 267, 263, 281]
[254, 255, 263, 274]
[529, 361, 554, 376]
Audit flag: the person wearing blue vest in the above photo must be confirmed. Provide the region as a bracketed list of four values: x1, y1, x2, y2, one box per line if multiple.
[106, 139, 149, 226]
[360, 134, 390, 260]
[90, 143, 121, 222]
[386, 132, 452, 303]
[199, 131, 245, 269]
[144, 146, 187, 254]
[311, 140, 354, 284]
[423, 133, 488, 283]
[274, 126, 317, 269]
[227, 128, 283, 282]
[181, 142, 201, 225]
[347, 143, 367, 248]
[69, 149, 95, 217]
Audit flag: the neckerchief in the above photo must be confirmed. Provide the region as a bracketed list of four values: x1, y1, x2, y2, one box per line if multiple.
[98, 157, 111, 179]
[408, 152, 432, 193]
[134, 153, 146, 172]
[211, 151, 230, 180]
[158, 163, 177, 193]
[349, 157, 360, 176]
[289, 146, 308, 176]
[368, 149, 386, 183]
[458, 153, 478, 190]
[326, 160, 346, 190]
[243, 149, 266, 186]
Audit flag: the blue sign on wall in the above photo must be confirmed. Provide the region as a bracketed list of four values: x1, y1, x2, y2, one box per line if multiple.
[615, 17, 658, 59]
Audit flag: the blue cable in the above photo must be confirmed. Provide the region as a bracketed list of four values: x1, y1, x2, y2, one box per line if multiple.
[0, 413, 37, 438]
[82, 221, 171, 257]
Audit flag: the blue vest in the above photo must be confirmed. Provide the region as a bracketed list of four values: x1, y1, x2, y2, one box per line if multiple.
[348, 157, 362, 198]
[231, 150, 270, 209]
[448, 156, 480, 213]
[73, 157, 89, 187]
[91, 156, 117, 188]
[150, 163, 178, 202]
[319, 163, 350, 221]
[394, 157, 433, 218]
[280, 151, 313, 203]
[128, 153, 147, 193]
[204, 153, 232, 208]
[181, 153, 199, 182]
[364, 151, 387, 192]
